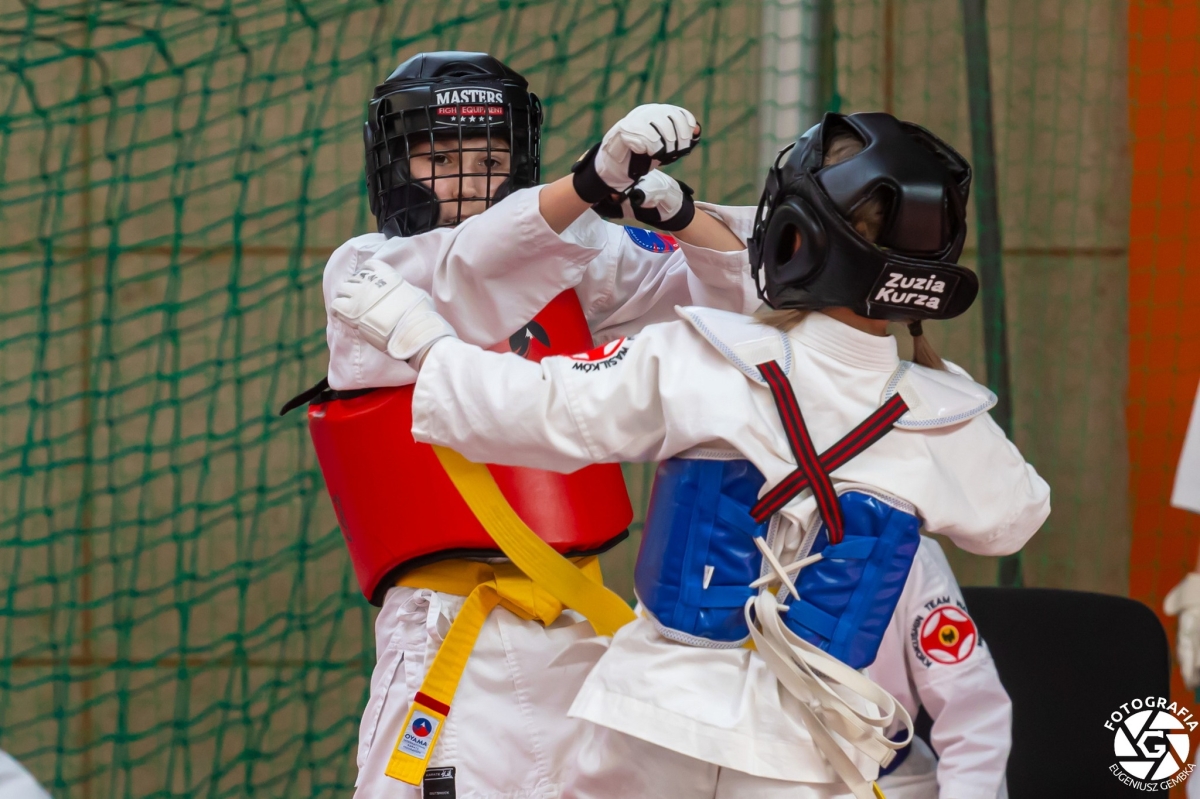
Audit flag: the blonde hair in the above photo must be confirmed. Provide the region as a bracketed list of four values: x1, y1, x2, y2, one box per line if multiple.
[907, 321, 946, 370]
[755, 307, 808, 331]
[756, 131, 947, 370]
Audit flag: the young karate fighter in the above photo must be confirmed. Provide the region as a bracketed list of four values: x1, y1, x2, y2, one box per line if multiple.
[308, 51, 758, 799]
[870, 537, 1011, 799]
[330, 111, 1051, 798]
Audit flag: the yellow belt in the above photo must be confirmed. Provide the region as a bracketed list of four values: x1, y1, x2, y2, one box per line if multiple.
[383, 447, 636, 785]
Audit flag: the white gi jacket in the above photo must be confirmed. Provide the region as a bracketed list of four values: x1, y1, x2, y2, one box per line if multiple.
[411, 307, 1051, 782]
[870, 537, 1011, 799]
[326, 191, 761, 794]
[323, 185, 758, 390]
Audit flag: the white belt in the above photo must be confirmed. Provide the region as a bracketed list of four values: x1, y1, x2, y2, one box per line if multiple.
[746, 538, 912, 799]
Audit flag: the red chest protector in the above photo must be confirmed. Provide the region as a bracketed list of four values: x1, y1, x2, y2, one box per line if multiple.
[304, 291, 633, 605]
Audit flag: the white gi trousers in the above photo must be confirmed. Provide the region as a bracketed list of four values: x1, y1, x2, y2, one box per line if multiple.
[353, 586, 601, 799]
[874, 738, 940, 799]
[565, 723, 855, 799]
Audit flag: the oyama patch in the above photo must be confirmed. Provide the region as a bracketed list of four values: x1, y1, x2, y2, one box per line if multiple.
[624, 226, 680, 253]
[567, 337, 631, 372]
[911, 598, 977, 666]
[399, 711, 439, 757]
[868, 264, 961, 315]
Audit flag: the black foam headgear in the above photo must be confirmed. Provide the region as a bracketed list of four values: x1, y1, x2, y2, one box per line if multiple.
[749, 112, 979, 321]
[363, 52, 543, 238]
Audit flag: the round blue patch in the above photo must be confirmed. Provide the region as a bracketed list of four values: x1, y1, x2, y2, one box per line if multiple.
[623, 226, 680, 253]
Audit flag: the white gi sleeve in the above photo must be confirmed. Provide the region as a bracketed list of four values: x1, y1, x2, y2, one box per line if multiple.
[323, 188, 604, 390]
[915, 410, 1051, 557]
[323, 233, 421, 391]
[422, 187, 607, 346]
[682, 203, 760, 316]
[573, 205, 759, 339]
[1172, 377, 1200, 514]
[901, 539, 1012, 799]
[411, 321, 742, 472]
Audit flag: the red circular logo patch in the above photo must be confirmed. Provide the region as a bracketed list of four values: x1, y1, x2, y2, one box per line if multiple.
[919, 605, 977, 664]
[568, 338, 627, 362]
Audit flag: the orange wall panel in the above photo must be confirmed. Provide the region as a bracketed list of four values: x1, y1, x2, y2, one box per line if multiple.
[1127, 3, 1200, 794]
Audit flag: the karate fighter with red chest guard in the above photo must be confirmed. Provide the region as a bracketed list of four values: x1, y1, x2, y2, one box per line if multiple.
[292, 50, 760, 799]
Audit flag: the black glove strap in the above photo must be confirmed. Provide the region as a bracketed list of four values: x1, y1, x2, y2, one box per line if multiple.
[571, 142, 620, 205]
[631, 178, 697, 232]
[590, 195, 626, 219]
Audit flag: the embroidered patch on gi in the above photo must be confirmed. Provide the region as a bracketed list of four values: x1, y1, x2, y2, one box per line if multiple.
[567, 337, 631, 373]
[910, 597, 977, 666]
[624, 226, 680, 253]
[423, 766, 456, 798]
[910, 597, 977, 667]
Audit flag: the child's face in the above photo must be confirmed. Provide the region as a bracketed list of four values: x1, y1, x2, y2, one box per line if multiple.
[408, 137, 513, 225]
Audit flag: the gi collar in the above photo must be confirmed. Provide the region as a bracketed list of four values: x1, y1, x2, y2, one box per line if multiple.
[791, 312, 899, 373]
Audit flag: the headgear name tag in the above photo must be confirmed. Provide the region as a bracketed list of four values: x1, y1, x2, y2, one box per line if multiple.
[867, 263, 962, 317]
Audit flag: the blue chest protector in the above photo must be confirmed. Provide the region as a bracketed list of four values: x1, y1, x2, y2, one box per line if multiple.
[636, 458, 920, 668]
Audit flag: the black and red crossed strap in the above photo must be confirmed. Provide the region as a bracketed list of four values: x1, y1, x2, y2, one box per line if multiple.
[753, 361, 909, 543]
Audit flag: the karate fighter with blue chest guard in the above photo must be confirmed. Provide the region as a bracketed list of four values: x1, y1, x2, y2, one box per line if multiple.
[330, 111, 1050, 799]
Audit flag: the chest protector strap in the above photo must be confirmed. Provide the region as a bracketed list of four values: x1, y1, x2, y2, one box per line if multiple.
[753, 360, 909, 531]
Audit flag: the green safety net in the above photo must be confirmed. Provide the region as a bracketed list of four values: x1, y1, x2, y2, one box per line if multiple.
[0, 1, 1127, 796]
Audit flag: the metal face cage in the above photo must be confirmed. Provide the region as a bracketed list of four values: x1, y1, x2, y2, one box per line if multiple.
[364, 81, 541, 238]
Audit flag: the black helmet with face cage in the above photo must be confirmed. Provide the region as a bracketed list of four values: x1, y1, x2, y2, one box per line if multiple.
[364, 52, 543, 237]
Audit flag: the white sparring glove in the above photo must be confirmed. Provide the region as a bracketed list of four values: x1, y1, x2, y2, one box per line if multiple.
[571, 104, 700, 202]
[591, 169, 697, 232]
[1165, 572, 1200, 689]
[329, 262, 456, 365]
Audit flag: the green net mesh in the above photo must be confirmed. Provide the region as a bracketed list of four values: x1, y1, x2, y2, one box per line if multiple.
[0, 1, 1128, 795]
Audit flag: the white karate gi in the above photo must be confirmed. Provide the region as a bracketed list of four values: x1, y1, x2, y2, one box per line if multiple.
[870, 537, 1011, 799]
[326, 187, 758, 799]
[1177, 377, 1200, 797]
[411, 307, 1050, 797]
[0, 751, 50, 799]
[1173, 377, 1200, 514]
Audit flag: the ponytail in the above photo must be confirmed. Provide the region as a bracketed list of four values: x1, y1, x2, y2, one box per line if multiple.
[754, 307, 809, 331]
[907, 321, 947, 371]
